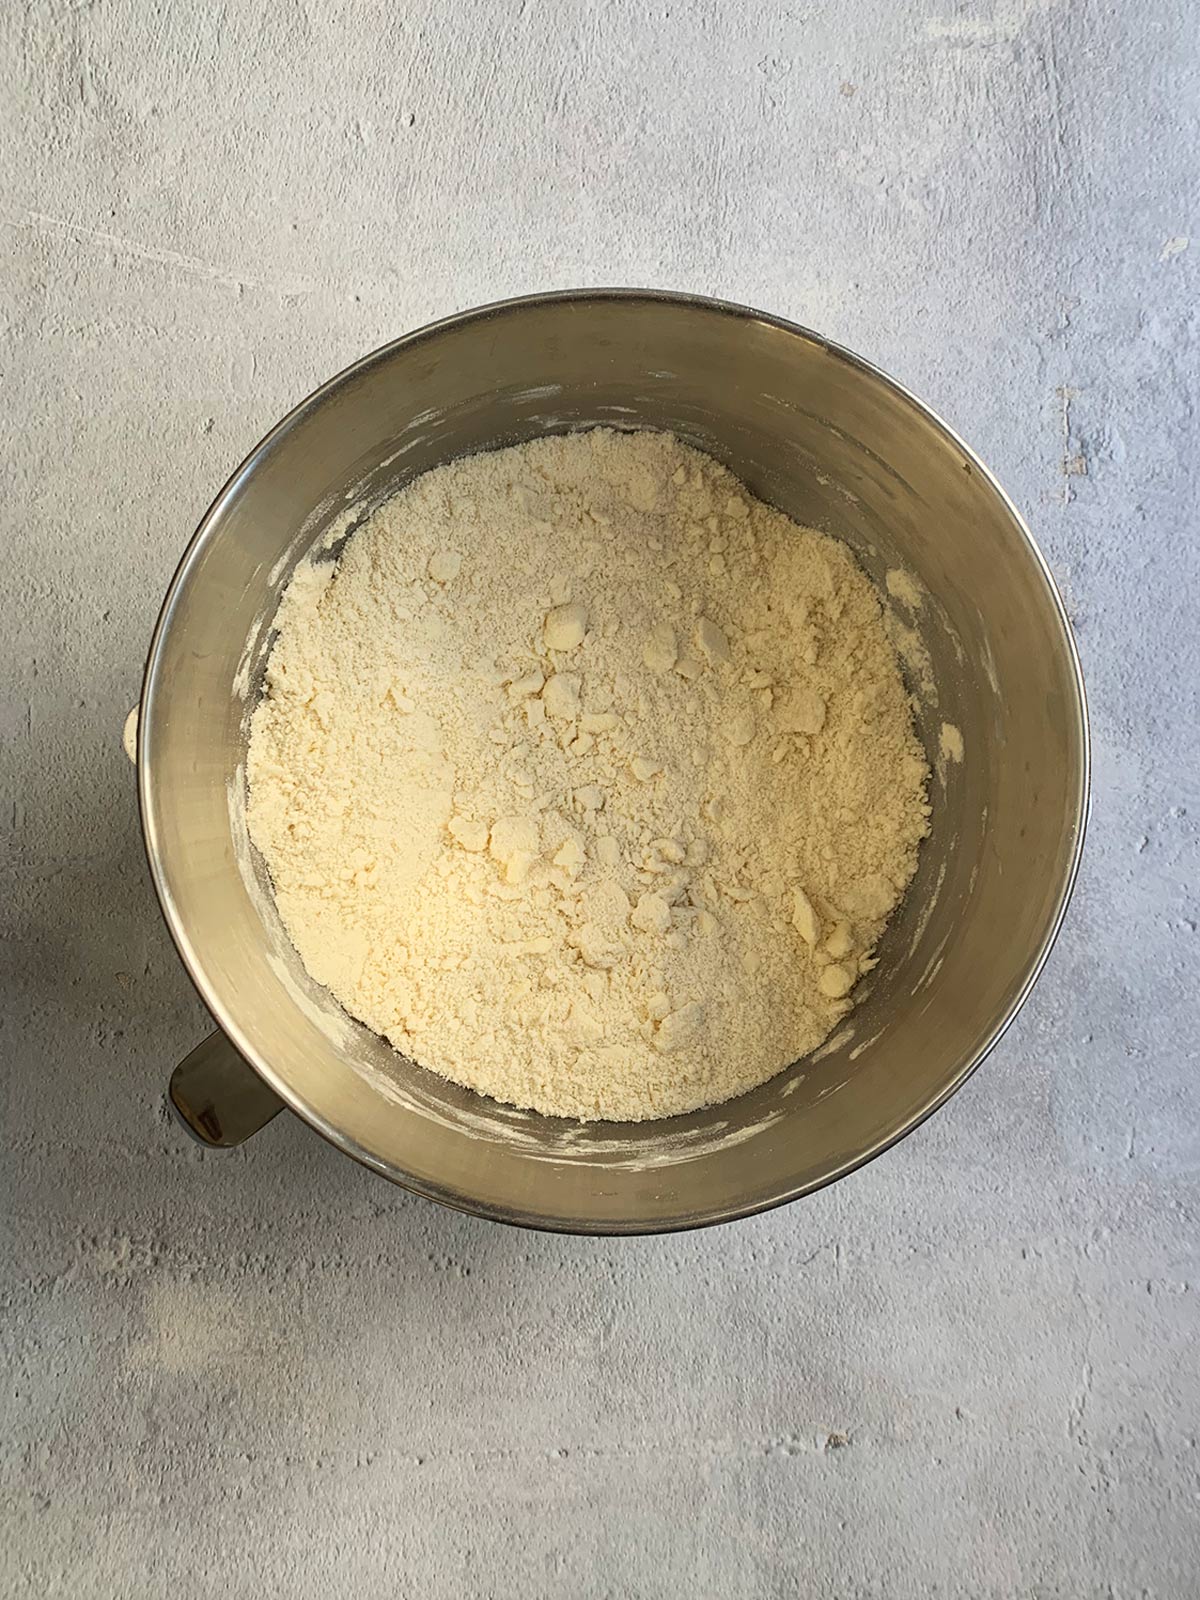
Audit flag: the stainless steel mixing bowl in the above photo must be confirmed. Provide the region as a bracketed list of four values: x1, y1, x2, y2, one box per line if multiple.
[139, 289, 1088, 1233]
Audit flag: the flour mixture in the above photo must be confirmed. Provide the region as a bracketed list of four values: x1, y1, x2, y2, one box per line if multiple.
[247, 429, 930, 1121]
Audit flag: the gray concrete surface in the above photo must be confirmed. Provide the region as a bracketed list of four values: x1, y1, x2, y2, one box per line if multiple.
[3, 0, 1197, 1594]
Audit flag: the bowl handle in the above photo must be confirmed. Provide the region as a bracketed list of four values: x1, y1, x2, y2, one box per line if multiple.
[168, 1032, 285, 1148]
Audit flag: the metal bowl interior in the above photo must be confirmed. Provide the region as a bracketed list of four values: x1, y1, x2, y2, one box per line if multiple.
[140, 291, 1088, 1233]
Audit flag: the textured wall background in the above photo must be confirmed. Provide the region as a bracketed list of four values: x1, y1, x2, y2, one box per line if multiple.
[2, 0, 1197, 1594]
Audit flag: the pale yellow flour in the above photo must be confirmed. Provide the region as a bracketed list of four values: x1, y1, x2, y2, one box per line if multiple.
[247, 429, 930, 1121]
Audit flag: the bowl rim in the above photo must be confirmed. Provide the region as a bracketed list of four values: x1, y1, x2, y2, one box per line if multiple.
[139, 286, 1091, 1235]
